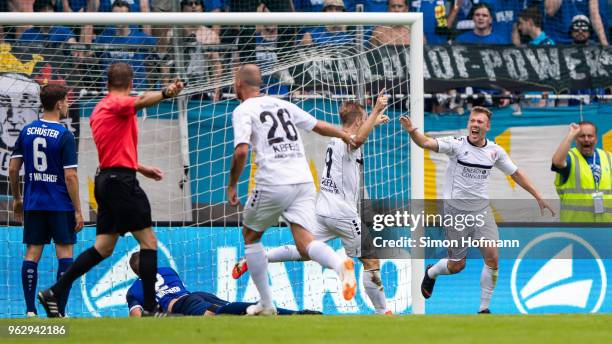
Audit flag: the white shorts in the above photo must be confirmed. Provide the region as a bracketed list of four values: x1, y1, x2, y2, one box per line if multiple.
[311, 215, 363, 258]
[242, 183, 316, 233]
[443, 204, 499, 261]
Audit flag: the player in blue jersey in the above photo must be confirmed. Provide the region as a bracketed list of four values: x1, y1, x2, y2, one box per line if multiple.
[126, 252, 321, 316]
[9, 84, 84, 317]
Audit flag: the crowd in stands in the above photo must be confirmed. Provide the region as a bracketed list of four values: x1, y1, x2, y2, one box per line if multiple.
[0, 0, 610, 110]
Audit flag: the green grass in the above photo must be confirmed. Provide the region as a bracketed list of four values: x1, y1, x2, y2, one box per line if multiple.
[1, 314, 611, 344]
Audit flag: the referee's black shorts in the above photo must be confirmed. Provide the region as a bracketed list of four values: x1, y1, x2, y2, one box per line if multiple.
[94, 167, 152, 235]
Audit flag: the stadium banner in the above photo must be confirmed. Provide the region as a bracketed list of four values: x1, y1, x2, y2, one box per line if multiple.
[292, 44, 612, 93]
[0, 226, 610, 317]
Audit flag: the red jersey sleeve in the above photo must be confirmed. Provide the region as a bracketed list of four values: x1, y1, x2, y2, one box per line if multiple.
[111, 96, 138, 117]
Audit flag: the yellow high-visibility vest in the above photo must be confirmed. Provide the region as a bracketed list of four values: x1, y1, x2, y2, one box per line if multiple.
[555, 148, 612, 223]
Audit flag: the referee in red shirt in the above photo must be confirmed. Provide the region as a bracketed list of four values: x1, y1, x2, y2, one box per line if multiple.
[39, 62, 184, 317]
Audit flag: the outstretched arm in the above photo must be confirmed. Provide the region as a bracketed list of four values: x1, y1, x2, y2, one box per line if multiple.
[352, 91, 389, 149]
[227, 144, 249, 206]
[399, 116, 439, 152]
[552, 123, 580, 169]
[134, 78, 184, 110]
[312, 121, 355, 147]
[511, 169, 555, 216]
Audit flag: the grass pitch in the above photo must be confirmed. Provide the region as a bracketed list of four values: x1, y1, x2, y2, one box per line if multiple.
[1, 314, 610, 344]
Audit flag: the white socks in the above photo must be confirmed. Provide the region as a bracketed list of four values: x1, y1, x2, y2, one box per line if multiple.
[480, 264, 498, 311]
[245, 243, 274, 308]
[306, 240, 344, 274]
[427, 258, 450, 279]
[267, 245, 302, 263]
[363, 269, 387, 314]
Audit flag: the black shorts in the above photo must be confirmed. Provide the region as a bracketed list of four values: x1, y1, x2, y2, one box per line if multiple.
[23, 211, 76, 245]
[94, 168, 152, 235]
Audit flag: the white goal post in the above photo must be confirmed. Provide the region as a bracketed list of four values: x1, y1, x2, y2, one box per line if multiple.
[0, 11, 425, 315]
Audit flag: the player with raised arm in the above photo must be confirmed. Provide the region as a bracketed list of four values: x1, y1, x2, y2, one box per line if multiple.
[38, 63, 184, 317]
[400, 106, 554, 313]
[126, 252, 321, 317]
[233, 91, 391, 314]
[227, 64, 357, 316]
[9, 84, 84, 317]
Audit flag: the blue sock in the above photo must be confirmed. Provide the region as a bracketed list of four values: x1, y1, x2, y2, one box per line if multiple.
[57, 258, 73, 316]
[21, 261, 38, 314]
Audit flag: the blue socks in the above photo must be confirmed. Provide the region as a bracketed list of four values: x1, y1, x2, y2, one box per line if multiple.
[57, 258, 73, 316]
[21, 260, 38, 314]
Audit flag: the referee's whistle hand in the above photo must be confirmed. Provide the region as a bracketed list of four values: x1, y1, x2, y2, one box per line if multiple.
[166, 78, 185, 97]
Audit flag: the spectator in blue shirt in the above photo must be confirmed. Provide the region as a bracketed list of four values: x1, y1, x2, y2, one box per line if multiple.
[60, 0, 87, 12]
[411, 0, 461, 44]
[94, 0, 157, 89]
[518, 5, 555, 45]
[92, 0, 152, 36]
[542, 0, 586, 44]
[454, 3, 507, 44]
[294, 0, 351, 12]
[454, 4, 510, 107]
[541, 0, 607, 44]
[301, 0, 355, 45]
[20, 0, 77, 45]
[451, 0, 526, 45]
[350, 0, 387, 12]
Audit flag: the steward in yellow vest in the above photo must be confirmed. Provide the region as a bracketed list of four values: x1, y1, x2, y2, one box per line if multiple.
[552, 122, 612, 223]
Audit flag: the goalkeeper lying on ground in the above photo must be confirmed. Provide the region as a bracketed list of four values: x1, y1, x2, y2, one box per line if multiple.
[127, 252, 321, 316]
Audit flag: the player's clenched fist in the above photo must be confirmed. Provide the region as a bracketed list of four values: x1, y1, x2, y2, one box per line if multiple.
[163, 78, 185, 98]
[227, 185, 239, 206]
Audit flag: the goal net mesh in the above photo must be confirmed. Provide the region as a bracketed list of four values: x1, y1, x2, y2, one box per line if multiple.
[0, 21, 417, 317]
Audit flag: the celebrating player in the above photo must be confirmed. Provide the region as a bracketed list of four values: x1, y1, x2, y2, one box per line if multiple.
[126, 252, 321, 317]
[400, 106, 554, 313]
[9, 84, 84, 317]
[227, 64, 357, 316]
[233, 91, 391, 314]
[38, 63, 184, 317]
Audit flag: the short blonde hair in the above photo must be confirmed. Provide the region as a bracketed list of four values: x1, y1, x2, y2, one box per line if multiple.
[339, 101, 365, 126]
[471, 106, 492, 120]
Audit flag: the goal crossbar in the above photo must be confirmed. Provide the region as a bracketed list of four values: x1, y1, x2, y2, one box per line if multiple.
[0, 12, 422, 26]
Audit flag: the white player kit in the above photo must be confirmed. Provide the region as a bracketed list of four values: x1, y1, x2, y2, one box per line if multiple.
[232, 95, 318, 232]
[436, 136, 518, 260]
[314, 137, 364, 257]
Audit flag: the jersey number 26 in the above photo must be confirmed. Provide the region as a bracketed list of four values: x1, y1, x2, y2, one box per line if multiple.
[260, 109, 298, 145]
